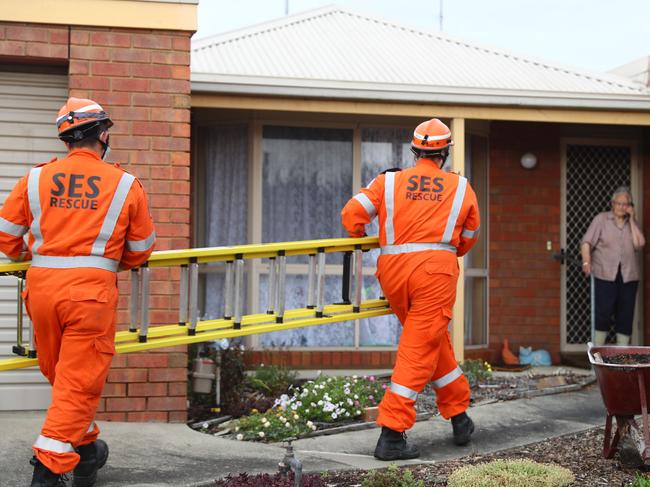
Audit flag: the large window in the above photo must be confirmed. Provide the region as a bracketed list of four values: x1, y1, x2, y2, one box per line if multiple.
[198, 121, 489, 350]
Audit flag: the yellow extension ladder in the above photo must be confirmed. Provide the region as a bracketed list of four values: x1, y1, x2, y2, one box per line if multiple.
[0, 237, 392, 372]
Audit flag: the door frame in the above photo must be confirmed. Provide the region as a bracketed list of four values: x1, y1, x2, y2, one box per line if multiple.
[560, 137, 642, 352]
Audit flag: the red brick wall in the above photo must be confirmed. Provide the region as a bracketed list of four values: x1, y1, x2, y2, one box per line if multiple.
[0, 23, 191, 422]
[244, 350, 398, 369]
[489, 122, 562, 363]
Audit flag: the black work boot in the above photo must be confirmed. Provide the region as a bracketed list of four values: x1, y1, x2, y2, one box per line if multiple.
[30, 457, 67, 487]
[73, 439, 109, 487]
[373, 426, 420, 461]
[451, 412, 474, 446]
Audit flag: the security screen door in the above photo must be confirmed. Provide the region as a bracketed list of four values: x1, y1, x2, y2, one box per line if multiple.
[561, 141, 638, 351]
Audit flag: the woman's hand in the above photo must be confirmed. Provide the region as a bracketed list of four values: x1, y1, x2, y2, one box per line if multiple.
[626, 204, 636, 220]
[582, 261, 591, 276]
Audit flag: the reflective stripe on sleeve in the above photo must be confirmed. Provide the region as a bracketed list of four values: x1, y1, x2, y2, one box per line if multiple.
[389, 381, 418, 401]
[31, 255, 119, 272]
[126, 231, 156, 252]
[432, 366, 463, 389]
[27, 167, 43, 255]
[441, 176, 467, 243]
[0, 217, 28, 237]
[384, 172, 395, 245]
[461, 226, 480, 238]
[353, 193, 376, 219]
[91, 173, 135, 256]
[34, 435, 75, 454]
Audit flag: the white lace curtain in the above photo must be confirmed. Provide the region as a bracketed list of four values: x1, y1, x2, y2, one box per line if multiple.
[200, 124, 416, 347]
[200, 125, 248, 321]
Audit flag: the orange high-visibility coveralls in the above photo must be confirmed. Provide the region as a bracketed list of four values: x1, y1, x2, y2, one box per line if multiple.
[341, 158, 480, 432]
[0, 148, 155, 474]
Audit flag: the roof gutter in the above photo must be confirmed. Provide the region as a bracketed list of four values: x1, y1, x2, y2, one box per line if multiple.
[191, 76, 650, 112]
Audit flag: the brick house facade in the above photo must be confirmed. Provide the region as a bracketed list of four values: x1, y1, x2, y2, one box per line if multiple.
[0, 8, 193, 422]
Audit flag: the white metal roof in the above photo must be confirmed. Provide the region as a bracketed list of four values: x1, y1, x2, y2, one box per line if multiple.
[191, 5, 650, 110]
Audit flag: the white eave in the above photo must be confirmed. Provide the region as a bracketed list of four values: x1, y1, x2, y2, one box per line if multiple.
[191, 5, 650, 112]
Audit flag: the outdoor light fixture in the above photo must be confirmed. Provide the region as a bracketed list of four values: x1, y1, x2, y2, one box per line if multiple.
[520, 152, 537, 169]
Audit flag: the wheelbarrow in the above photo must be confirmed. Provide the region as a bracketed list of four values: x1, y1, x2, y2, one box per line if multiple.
[588, 343, 650, 462]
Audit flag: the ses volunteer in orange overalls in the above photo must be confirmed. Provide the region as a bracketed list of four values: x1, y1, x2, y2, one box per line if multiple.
[341, 118, 480, 461]
[0, 98, 155, 487]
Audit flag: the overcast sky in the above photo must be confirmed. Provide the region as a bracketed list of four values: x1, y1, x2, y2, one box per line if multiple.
[194, 0, 649, 74]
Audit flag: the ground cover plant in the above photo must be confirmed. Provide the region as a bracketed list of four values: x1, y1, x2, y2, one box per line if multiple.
[447, 458, 574, 487]
[233, 374, 386, 441]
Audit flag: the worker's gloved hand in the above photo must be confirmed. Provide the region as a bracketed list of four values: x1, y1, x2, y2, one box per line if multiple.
[5, 270, 25, 279]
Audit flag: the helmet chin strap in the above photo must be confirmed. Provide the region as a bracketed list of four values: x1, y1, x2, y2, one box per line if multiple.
[99, 133, 110, 160]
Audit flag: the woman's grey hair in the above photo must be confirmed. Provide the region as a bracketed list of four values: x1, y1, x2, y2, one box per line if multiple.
[611, 186, 633, 203]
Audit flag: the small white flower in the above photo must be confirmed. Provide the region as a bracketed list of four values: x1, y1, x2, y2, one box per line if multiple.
[317, 400, 323, 406]
[202, 422, 209, 429]
[285, 422, 291, 428]
[354, 394, 359, 400]
[356, 410, 361, 415]
[352, 375, 358, 379]
[305, 409, 310, 413]
[311, 425, 317, 431]
[332, 413, 338, 419]
[258, 431, 265, 438]
[291, 404, 298, 410]
[279, 416, 287, 423]
[306, 421, 314, 428]
[236, 434, 244, 440]
[311, 402, 317, 407]
[235, 426, 240, 432]
[293, 414, 299, 420]
[345, 412, 350, 417]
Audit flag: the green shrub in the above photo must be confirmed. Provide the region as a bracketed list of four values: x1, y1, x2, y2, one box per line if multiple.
[234, 374, 386, 441]
[361, 464, 424, 487]
[245, 364, 298, 397]
[631, 473, 650, 487]
[447, 459, 574, 487]
[460, 359, 492, 387]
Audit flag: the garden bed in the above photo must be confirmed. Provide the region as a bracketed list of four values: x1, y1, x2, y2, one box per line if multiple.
[211, 427, 647, 486]
[189, 363, 595, 442]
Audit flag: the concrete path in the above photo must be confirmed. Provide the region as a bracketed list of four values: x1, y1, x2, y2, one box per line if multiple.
[0, 386, 606, 486]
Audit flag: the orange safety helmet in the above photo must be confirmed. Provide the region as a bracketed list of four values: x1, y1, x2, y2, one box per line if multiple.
[411, 118, 453, 158]
[56, 97, 113, 143]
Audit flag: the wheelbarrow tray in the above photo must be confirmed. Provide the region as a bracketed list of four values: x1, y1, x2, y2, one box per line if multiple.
[588, 343, 650, 462]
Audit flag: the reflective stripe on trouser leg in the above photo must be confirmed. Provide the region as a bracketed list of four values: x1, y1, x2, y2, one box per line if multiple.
[432, 332, 470, 419]
[78, 421, 101, 447]
[389, 382, 418, 401]
[34, 435, 75, 453]
[431, 366, 463, 389]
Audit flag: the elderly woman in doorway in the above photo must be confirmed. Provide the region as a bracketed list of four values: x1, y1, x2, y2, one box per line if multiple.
[581, 186, 645, 346]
